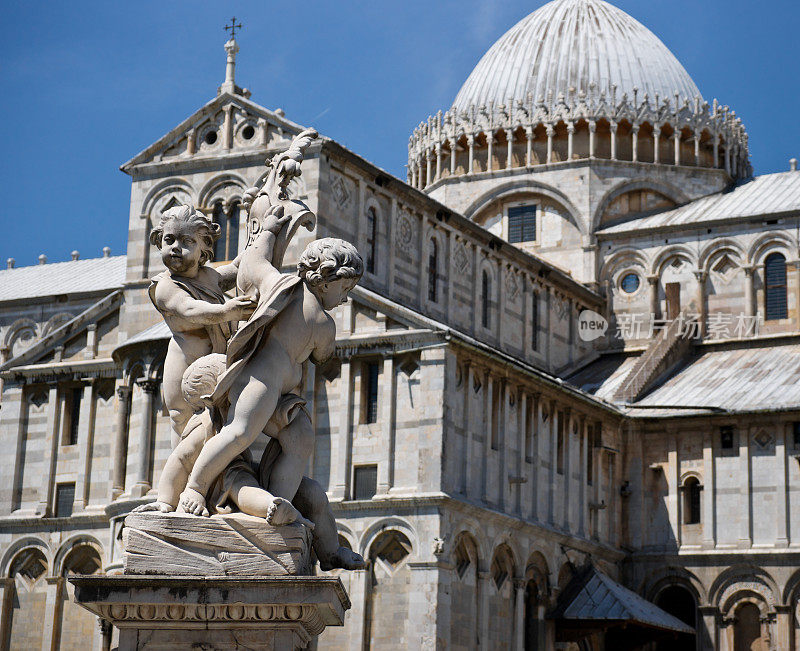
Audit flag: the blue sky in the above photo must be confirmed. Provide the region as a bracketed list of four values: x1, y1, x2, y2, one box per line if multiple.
[1, 0, 798, 266]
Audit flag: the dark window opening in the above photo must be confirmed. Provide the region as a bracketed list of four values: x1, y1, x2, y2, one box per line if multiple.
[490, 381, 500, 450]
[556, 412, 565, 475]
[204, 129, 218, 145]
[428, 238, 438, 302]
[362, 362, 380, 424]
[683, 477, 702, 524]
[765, 252, 788, 320]
[793, 422, 800, 449]
[366, 207, 377, 274]
[720, 425, 735, 450]
[242, 124, 255, 140]
[508, 205, 537, 243]
[587, 426, 595, 485]
[62, 387, 82, 446]
[212, 201, 240, 262]
[353, 465, 377, 501]
[531, 291, 539, 350]
[482, 270, 491, 329]
[55, 483, 75, 518]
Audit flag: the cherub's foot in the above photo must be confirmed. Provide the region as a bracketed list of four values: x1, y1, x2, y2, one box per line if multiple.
[266, 497, 302, 526]
[133, 501, 175, 513]
[177, 487, 209, 516]
[319, 546, 366, 571]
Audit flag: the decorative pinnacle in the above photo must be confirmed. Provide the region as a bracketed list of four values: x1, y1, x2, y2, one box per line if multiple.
[220, 17, 242, 96]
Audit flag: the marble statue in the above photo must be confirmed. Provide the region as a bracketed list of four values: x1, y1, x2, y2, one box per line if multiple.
[132, 129, 365, 573]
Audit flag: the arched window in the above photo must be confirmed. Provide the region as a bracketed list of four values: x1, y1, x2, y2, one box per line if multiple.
[211, 200, 240, 261]
[655, 585, 697, 651]
[764, 252, 787, 320]
[482, 270, 491, 328]
[366, 207, 377, 274]
[428, 238, 438, 302]
[683, 477, 701, 524]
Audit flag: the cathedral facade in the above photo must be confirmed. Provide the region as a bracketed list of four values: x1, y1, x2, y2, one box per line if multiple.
[1, 1, 799, 649]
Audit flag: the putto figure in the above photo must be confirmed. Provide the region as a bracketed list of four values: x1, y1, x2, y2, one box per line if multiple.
[148, 205, 256, 445]
[133, 128, 366, 573]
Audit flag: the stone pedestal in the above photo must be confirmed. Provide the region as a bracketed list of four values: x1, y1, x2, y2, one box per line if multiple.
[70, 575, 350, 650]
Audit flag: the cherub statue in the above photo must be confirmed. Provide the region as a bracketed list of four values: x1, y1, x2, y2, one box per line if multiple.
[177, 236, 363, 518]
[137, 352, 364, 569]
[148, 205, 256, 446]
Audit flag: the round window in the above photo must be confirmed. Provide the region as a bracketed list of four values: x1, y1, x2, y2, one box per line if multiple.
[620, 273, 640, 294]
[242, 125, 255, 140]
[204, 130, 218, 145]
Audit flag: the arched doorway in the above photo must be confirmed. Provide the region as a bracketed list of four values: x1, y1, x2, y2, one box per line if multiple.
[524, 580, 540, 650]
[733, 602, 768, 651]
[655, 585, 696, 651]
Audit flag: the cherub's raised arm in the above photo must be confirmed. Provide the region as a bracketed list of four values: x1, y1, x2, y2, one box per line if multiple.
[155, 279, 254, 326]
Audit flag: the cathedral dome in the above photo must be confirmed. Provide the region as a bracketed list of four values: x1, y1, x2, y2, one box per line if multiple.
[452, 0, 701, 111]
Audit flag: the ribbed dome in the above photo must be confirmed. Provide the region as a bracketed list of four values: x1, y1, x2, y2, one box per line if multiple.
[452, 0, 701, 111]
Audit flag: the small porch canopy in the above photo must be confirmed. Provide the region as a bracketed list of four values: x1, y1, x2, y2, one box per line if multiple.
[550, 565, 695, 649]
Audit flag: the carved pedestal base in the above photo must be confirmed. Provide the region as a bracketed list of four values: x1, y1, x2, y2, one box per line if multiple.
[123, 511, 312, 576]
[70, 576, 350, 650]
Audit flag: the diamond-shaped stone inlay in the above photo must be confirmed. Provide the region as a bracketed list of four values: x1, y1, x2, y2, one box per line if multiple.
[754, 430, 773, 448]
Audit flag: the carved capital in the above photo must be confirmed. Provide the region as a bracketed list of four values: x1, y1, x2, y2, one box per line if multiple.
[116, 385, 132, 400]
[137, 379, 160, 394]
[646, 274, 660, 286]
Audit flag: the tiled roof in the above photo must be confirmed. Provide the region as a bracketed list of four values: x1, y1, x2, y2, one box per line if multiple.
[567, 339, 800, 413]
[551, 565, 693, 634]
[596, 171, 800, 235]
[0, 255, 126, 301]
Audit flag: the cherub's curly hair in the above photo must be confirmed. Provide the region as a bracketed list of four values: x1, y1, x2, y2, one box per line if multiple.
[149, 204, 221, 265]
[297, 238, 364, 287]
[181, 353, 227, 412]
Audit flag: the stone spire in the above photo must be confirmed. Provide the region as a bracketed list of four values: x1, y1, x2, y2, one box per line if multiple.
[217, 17, 250, 98]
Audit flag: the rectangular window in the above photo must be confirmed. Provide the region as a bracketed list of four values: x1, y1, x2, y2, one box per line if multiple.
[490, 381, 500, 451]
[362, 362, 380, 424]
[524, 396, 533, 463]
[720, 425, 735, 449]
[62, 386, 82, 446]
[531, 291, 539, 351]
[508, 205, 537, 243]
[556, 411, 565, 474]
[793, 422, 800, 449]
[55, 483, 75, 518]
[353, 465, 377, 500]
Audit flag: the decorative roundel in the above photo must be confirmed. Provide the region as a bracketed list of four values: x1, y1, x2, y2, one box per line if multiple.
[199, 123, 220, 149]
[620, 272, 640, 294]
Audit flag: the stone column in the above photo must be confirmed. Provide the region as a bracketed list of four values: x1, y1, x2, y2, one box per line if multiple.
[41, 576, 65, 651]
[73, 381, 95, 511]
[425, 150, 433, 188]
[693, 270, 707, 339]
[332, 360, 353, 500]
[743, 264, 756, 318]
[435, 142, 442, 181]
[131, 379, 159, 497]
[487, 130, 494, 172]
[738, 424, 752, 547]
[548, 401, 557, 524]
[713, 133, 720, 167]
[653, 127, 661, 164]
[562, 408, 572, 531]
[112, 385, 131, 498]
[529, 393, 540, 522]
[631, 125, 639, 162]
[567, 121, 575, 160]
[702, 430, 716, 548]
[610, 122, 617, 160]
[588, 120, 596, 159]
[775, 605, 792, 651]
[578, 417, 587, 536]
[450, 139, 457, 175]
[525, 127, 533, 166]
[376, 355, 396, 495]
[668, 432, 680, 547]
[698, 605, 719, 651]
[186, 128, 196, 155]
[647, 274, 660, 321]
[85, 323, 98, 359]
[725, 143, 731, 175]
[462, 362, 473, 496]
[223, 105, 233, 149]
[674, 131, 681, 166]
[513, 579, 526, 651]
[482, 373, 493, 503]
[694, 130, 701, 166]
[505, 129, 513, 169]
[776, 424, 789, 547]
[478, 570, 490, 649]
[36, 385, 60, 516]
[545, 125, 554, 164]
[499, 380, 510, 511]
[467, 134, 475, 174]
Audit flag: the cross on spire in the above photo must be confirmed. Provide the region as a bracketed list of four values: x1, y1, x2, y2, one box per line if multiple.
[225, 17, 242, 41]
